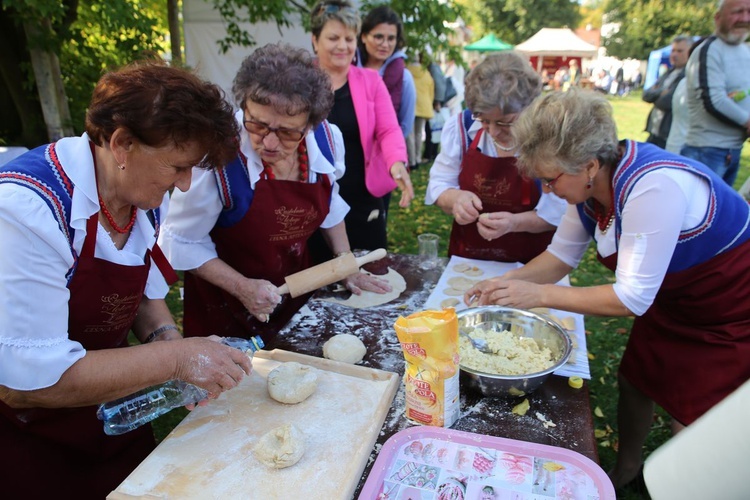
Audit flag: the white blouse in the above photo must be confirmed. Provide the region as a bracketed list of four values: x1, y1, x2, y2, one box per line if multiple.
[159, 113, 350, 272]
[0, 134, 170, 390]
[424, 115, 568, 226]
[548, 168, 710, 316]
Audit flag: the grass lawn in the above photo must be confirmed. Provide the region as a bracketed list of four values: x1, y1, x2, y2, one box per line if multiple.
[154, 91, 749, 496]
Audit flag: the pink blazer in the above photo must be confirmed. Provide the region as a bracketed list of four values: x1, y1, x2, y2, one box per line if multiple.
[347, 65, 407, 196]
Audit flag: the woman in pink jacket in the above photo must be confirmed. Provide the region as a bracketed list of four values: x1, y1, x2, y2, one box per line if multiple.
[309, 0, 413, 259]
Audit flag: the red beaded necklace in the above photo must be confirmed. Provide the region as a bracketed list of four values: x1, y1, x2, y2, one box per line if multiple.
[591, 153, 621, 234]
[98, 194, 137, 234]
[262, 142, 308, 181]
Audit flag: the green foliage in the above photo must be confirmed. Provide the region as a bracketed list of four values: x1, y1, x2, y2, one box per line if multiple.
[61, 0, 170, 131]
[602, 0, 714, 59]
[479, 0, 582, 44]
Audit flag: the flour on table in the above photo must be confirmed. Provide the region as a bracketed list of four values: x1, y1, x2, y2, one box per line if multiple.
[319, 267, 406, 309]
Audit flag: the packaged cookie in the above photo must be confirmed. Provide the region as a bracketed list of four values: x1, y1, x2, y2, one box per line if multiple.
[394, 309, 460, 427]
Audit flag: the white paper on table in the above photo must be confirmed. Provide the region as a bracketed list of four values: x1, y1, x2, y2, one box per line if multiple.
[422, 255, 591, 380]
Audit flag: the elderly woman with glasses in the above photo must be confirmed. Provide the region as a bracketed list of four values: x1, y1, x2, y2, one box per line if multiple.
[466, 89, 750, 490]
[307, 0, 414, 263]
[160, 43, 391, 341]
[425, 52, 566, 263]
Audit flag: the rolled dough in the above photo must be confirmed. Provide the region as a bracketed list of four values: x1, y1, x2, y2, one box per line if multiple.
[320, 267, 406, 309]
[267, 362, 318, 404]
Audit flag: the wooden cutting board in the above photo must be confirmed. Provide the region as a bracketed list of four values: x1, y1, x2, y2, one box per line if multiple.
[108, 349, 399, 500]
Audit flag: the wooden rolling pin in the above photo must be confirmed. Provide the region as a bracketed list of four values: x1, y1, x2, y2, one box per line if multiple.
[276, 248, 387, 297]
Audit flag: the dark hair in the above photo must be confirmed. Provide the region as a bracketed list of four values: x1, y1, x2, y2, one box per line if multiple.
[85, 60, 238, 168]
[358, 5, 406, 65]
[232, 43, 334, 128]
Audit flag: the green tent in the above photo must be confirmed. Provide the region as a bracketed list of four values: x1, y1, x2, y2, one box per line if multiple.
[464, 33, 513, 52]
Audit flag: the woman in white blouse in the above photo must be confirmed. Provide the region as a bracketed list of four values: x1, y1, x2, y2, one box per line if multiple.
[466, 89, 750, 491]
[0, 62, 248, 498]
[160, 43, 390, 341]
[425, 51, 567, 263]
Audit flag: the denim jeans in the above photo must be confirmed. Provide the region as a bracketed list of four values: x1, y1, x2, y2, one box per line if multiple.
[680, 145, 742, 187]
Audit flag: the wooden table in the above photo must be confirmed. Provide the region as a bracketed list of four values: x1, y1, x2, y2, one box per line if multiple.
[268, 253, 598, 497]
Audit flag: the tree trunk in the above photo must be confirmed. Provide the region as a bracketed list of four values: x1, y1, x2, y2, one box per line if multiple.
[168, 0, 183, 65]
[23, 20, 74, 141]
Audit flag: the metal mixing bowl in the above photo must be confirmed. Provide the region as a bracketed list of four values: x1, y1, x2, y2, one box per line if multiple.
[457, 306, 572, 397]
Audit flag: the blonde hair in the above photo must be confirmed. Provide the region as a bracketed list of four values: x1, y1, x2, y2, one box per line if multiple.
[464, 51, 541, 115]
[310, 0, 360, 37]
[512, 89, 619, 177]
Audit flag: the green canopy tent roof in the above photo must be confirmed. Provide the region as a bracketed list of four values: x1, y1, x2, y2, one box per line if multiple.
[464, 33, 513, 52]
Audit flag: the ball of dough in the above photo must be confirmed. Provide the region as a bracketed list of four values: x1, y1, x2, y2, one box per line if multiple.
[267, 362, 318, 404]
[253, 424, 305, 469]
[322, 334, 366, 364]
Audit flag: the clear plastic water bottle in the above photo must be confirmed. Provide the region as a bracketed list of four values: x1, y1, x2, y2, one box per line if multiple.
[97, 336, 264, 436]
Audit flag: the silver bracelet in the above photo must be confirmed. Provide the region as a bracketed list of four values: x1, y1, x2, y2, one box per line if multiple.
[145, 324, 179, 343]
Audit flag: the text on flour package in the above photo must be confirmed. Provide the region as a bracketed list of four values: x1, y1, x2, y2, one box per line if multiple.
[394, 308, 460, 427]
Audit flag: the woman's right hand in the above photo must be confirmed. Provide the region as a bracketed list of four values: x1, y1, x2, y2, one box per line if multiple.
[173, 336, 253, 399]
[390, 162, 414, 207]
[452, 190, 483, 225]
[235, 278, 282, 322]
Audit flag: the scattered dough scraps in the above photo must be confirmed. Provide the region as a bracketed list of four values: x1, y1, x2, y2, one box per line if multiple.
[319, 267, 406, 309]
[267, 362, 318, 404]
[535, 412, 557, 428]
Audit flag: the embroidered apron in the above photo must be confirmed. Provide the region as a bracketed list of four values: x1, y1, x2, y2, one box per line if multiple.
[600, 239, 750, 425]
[448, 130, 552, 263]
[0, 214, 177, 499]
[184, 175, 331, 342]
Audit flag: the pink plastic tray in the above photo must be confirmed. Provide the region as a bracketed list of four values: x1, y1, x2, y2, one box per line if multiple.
[360, 426, 615, 500]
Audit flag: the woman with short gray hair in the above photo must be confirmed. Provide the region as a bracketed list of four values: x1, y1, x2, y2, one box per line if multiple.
[425, 51, 567, 263]
[161, 43, 393, 341]
[467, 88, 750, 491]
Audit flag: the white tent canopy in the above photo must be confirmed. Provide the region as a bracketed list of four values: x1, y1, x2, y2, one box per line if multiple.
[515, 28, 597, 58]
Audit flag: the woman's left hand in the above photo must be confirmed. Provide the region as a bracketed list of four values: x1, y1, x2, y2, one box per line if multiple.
[342, 271, 393, 295]
[476, 212, 517, 241]
[464, 277, 542, 309]
[390, 162, 414, 208]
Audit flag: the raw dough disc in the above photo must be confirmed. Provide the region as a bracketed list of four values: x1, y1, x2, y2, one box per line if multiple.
[320, 267, 406, 309]
[447, 276, 476, 291]
[253, 423, 305, 469]
[267, 362, 318, 404]
[464, 266, 485, 277]
[452, 263, 471, 273]
[440, 298, 460, 308]
[442, 287, 465, 296]
[323, 334, 367, 364]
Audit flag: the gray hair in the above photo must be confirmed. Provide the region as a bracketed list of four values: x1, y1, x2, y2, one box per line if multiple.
[232, 43, 334, 128]
[311, 0, 361, 38]
[464, 51, 542, 116]
[512, 89, 619, 177]
[672, 34, 692, 45]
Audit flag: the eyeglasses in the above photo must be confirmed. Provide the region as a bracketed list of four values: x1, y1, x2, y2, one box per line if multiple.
[471, 113, 515, 128]
[370, 33, 397, 45]
[243, 119, 307, 144]
[314, 3, 355, 17]
[540, 172, 565, 190]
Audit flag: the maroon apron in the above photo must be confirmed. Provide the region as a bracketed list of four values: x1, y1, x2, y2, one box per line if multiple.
[184, 175, 331, 342]
[0, 213, 178, 499]
[448, 130, 553, 263]
[600, 239, 750, 425]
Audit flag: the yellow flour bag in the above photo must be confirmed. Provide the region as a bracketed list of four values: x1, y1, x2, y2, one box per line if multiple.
[394, 308, 460, 427]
